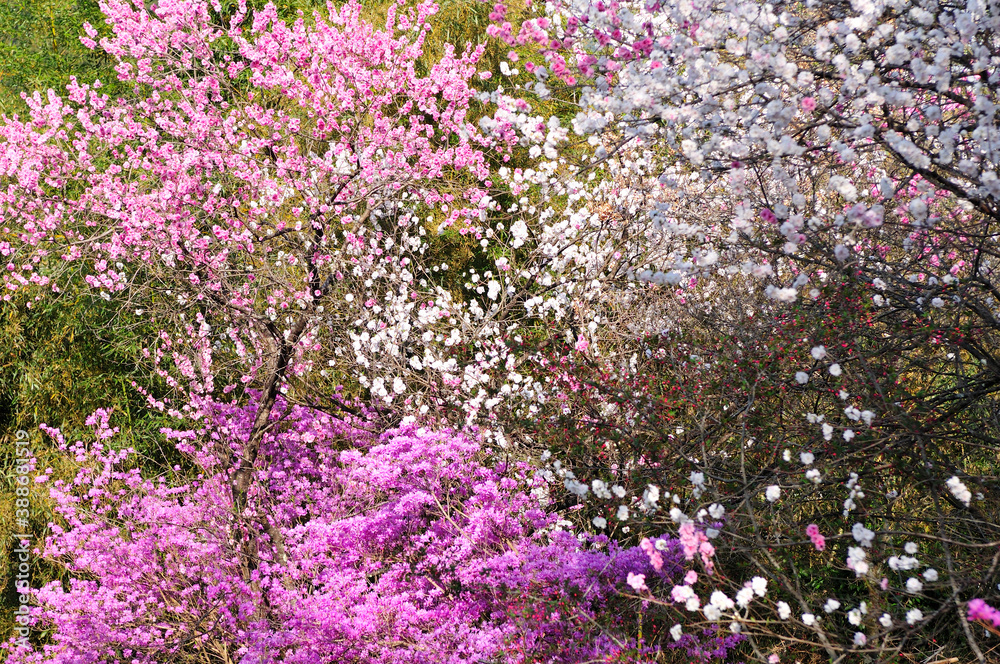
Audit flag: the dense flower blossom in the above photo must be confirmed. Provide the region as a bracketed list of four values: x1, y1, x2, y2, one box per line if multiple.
[1, 0, 998, 659]
[6, 399, 730, 663]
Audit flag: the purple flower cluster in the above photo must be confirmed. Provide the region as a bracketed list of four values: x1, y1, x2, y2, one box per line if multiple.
[5, 399, 739, 663]
[967, 599, 1000, 629]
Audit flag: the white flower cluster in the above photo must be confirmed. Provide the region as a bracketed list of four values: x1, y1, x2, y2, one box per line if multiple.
[946, 476, 972, 506]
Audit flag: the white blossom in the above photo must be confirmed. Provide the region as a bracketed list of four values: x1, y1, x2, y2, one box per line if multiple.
[852, 523, 876, 547]
[946, 476, 972, 506]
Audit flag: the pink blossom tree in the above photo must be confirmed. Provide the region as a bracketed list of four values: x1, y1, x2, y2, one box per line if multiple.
[0, 0, 509, 511]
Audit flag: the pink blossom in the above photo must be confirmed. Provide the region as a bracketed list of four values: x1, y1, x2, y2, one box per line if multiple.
[806, 524, 826, 550]
[967, 599, 1000, 628]
[627, 572, 648, 592]
[640, 537, 664, 571]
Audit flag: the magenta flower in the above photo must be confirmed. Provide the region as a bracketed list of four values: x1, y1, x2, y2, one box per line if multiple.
[806, 524, 826, 551]
[5, 396, 728, 664]
[968, 599, 1000, 628]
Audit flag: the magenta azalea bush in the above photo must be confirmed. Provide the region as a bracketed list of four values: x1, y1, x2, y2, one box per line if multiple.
[6, 399, 741, 663]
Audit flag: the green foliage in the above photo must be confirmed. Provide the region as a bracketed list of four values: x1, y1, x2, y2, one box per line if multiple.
[0, 283, 179, 645]
[0, 287, 168, 447]
[0, 0, 121, 115]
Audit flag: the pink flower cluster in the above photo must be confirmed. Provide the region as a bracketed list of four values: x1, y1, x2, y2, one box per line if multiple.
[967, 599, 1000, 629]
[805, 524, 826, 552]
[678, 522, 716, 573]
